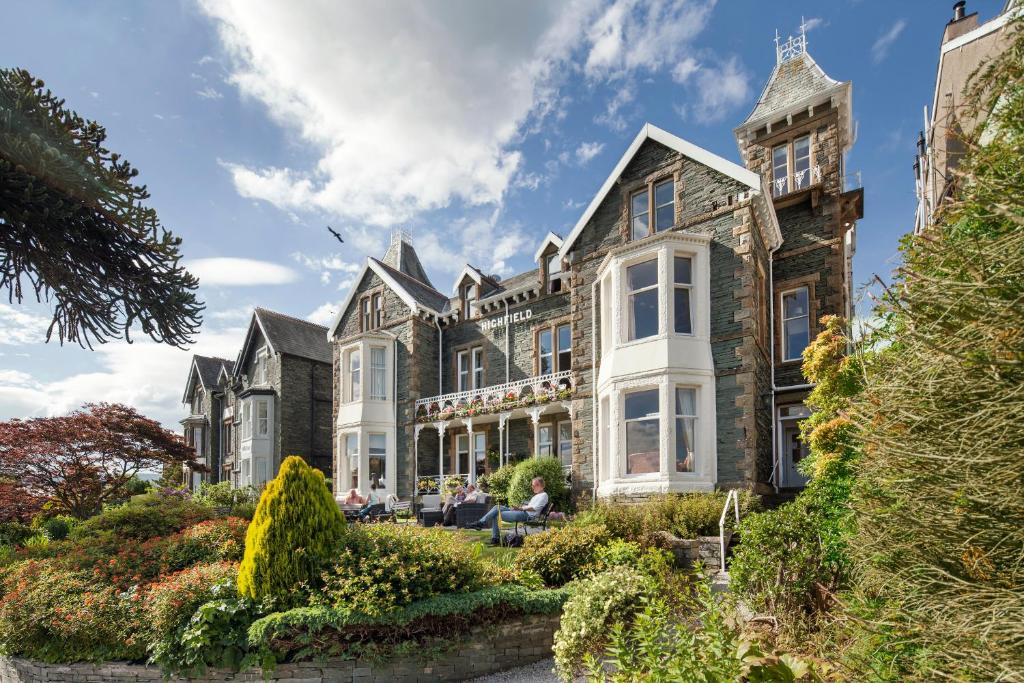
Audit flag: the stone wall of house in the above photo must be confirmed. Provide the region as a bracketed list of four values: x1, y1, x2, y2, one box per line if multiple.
[0, 614, 560, 683]
[280, 354, 334, 478]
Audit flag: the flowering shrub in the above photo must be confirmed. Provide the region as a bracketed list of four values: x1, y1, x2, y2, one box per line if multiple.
[315, 524, 489, 615]
[516, 524, 610, 587]
[71, 491, 212, 541]
[144, 561, 239, 647]
[0, 559, 147, 662]
[181, 517, 248, 563]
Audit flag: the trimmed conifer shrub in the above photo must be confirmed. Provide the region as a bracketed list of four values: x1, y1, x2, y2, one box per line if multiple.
[237, 456, 345, 603]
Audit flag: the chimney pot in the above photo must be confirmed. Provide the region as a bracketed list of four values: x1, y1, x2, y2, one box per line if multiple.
[953, 1, 966, 21]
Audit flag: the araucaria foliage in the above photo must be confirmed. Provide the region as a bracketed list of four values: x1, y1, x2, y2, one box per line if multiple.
[847, 18, 1024, 680]
[0, 68, 203, 347]
[238, 456, 346, 603]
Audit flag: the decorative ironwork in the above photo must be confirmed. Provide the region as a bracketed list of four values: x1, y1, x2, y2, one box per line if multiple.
[775, 18, 809, 64]
[771, 165, 823, 198]
[415, 370, 574, 423]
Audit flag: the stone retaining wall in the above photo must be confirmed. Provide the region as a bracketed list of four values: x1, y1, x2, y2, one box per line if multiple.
[0, 613, 560, 683]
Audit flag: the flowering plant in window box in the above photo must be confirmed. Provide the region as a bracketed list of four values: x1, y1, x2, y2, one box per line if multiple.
[520, 394, 536, 406]
[556, 387, 573, 400]
[466, 406, 479, 417]
[417, 477, 439, 494]
[537, 393, 551, 404]
[439, 408, 454, 420]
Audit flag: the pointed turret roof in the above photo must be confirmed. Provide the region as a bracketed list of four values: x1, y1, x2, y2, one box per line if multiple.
[742, 51, 842, 127]
[381, 229, 435, 290]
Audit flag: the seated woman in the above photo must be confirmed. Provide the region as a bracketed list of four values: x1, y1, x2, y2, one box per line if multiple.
[341, 488, 364, 506]
[441, 485, 467, 526]
[357, 483, 383, 521]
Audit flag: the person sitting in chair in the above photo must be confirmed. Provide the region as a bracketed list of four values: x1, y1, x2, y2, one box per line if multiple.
[441, 485, 466, 526]
[470, 477, 548, 546]
[357, 483, 382, 521]
[463, 483, 482, 503]
[341, 488, 364, 506]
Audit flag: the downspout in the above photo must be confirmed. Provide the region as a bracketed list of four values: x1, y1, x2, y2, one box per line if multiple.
[309, 364, 315, 468]
[768, 250, 780, 493]
[503, 299, 510, 383]
[434, 316, 443, 395]
[591, 277, 599, 504]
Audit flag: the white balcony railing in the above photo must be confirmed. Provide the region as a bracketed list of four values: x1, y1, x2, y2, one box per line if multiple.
[415, 370, 574, 423]
[771, 164, 822, 198]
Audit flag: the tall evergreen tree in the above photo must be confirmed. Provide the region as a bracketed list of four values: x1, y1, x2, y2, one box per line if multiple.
[0, 68, 202, 347]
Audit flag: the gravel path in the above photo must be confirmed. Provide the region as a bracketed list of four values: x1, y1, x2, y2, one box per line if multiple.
[467, 657, 559, 682]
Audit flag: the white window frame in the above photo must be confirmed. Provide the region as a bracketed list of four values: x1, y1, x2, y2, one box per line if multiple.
[772, 143, 789, 197]
[345, 433, 359, 490]
[623, 387, 660, 476]
[793, 135, 811, 190]
[471, 347, 483, 390]
[673, 255, 693, 335]
[457, 350, 470, 392]
[781, 287, 811, 362]
[557, 420, 572, 468]
[455, 433, 470, 475]
[255, 399, 269, 437]
[537, 328, 553, 376]
[674, 386, 697, 474]
[348, 348, 361, 401]
[461, 283, 476, 320]
[369, 346, 386, 400]
[626, 258, 659, 342]
[538, 424, 554, 458]
[473, 432, 487, 477]
[242, 401, 251, 439]
[368, 433, 386, 488]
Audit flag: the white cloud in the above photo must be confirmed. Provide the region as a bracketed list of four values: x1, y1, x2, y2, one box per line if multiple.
[594, 84, 635, 130]
[671, 56, 700, 84]
[0, 305, 51, 345]
[872, 19, 906, 65]
[291, 251, 361, 289]
[686, 55, 750, 124]
[307, 302, 337, 326]
[802, 17, 826, 32]
[575, 141, 605, 165]
[184, 257, 299, 286]
[196, 85, 224, 99]
[199, 0, 717, 228]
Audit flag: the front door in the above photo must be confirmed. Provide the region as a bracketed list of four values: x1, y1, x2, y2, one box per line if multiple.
[781, 421, 809, 487]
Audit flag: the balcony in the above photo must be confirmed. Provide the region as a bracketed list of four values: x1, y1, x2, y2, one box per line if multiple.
[770, 164, 822, 198]
[414, 370, 575, 424]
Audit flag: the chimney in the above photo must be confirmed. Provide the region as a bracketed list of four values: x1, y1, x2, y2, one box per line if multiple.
[953, 1, 966, 22]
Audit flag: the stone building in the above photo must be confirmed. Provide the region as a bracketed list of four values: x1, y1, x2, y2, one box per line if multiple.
[327, 30, 862, 503]
[180, 308, 333, 489]
[914, 1, 1017, 234]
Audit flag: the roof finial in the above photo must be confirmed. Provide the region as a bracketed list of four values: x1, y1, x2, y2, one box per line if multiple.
[776, 21, 808, 64]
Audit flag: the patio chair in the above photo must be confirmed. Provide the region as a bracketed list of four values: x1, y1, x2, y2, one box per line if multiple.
[454, 494, 491, 529]
[391, 500, 413, 523]
[512, 501, 554, 537]
[360, 503, 388, 522]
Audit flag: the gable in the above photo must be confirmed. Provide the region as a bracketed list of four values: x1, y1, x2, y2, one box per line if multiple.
[332, 268, 385, 341]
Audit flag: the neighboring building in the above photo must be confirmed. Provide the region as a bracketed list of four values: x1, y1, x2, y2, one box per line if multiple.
[328, 29, 862, 502]
[915, 0, 1017, 233]
[180, 308, 333, 490]
[180, 355, 234, 490]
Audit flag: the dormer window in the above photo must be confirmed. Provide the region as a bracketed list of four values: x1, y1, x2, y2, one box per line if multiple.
[255, 348, 268, 384]
[461, 283, 476, 319]
[630, 178, 675, 241]
[358, 293, 383, 331]
[547, 254, 562, 293]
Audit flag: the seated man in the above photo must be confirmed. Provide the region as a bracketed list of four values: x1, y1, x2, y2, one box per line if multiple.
[463, 483, 481, 503]
[341, 488, 364, 506]
[470, 477, 548, 546]
[441, 485, 466, 526]
[357, 483, 382, 521]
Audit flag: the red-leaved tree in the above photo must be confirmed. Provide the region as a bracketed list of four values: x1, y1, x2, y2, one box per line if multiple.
[0, 403, 205, 519]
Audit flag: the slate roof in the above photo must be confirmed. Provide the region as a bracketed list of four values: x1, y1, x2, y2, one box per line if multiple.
[382, 238, 436, 291]
[372, 258, 451, 313]
[193, 355, 232, 388]
[742, 52, 842, 127]
[254, 308, 332, 364]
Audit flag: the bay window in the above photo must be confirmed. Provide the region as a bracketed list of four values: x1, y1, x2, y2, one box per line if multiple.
[627, 259, 659, 341]
[675, 388, 696, 473]
[370, 346, 386, 400]
[348, 349, 361, 401]
[368, 433, 386, 487]
[625, 389, 659, 474]
[782, 287, 810, 361]
[256, 400, 269, 437]
[673, 256, 693, 334]
[345, 434, 359, 489]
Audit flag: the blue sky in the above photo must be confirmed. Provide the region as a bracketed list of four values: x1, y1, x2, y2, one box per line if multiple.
[0, 0, 1002, 428]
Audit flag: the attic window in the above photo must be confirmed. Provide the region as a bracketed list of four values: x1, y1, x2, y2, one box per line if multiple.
[461, 283, 476, 320]
[630, 178, 675, 241]
[547, 254, 562, 293]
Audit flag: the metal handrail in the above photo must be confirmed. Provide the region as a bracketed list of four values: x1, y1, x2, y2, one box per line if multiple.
[719, 489, 741, 575]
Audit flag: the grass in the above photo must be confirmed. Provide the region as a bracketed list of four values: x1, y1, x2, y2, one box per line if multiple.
[453, 528, 518, 563]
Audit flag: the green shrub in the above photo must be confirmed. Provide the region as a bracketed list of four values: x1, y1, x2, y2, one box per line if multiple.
[230, 501, 257, 521]
[506, 457, 568, 510]
[0, 559, 147, 662]
[144, 561, 239, 646]
[482, 464, 516, 501]
[152, 591, 259, 676]
[36, 514, 77, 541]
[516, 524, 610, 587]
[583, 578, 823, 682]
[553, 566, 655, 680]
[592, 539, 672, 580]
[194, 482, 259, 512]
[71, 491, 212, 541]
[0, 521, 33, 547]
[181, 517, 248, 563]
[249, 584, 568, 661]
[238, 456, 346, 603]
[315, 524, 489, 616]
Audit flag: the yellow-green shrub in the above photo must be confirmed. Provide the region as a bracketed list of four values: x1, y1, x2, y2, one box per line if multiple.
[237, 456, 345, 603]
[516, 524, 610, 587]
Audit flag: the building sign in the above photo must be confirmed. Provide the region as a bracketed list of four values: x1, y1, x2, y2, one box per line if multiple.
[479, 308, 532, 332]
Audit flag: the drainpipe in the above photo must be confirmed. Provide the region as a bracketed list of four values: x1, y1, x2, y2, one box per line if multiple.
[434, 316, 443, 394]
[591, 278, 599, 504]
[503, 299, 510, 383]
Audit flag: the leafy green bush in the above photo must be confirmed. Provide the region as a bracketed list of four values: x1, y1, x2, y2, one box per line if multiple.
[194, 482, 259, 511]
[516, 523, 610, 587]
[144, 561, 239, 647]
[0, 521, 33, 547]
[0, 559, 147, 662]
[180, 517, 248, 563]
[315, 524, 489, 615]
[35, 514, 77, 541]
[584, 578, 823, 682]
[71, 491, 212, 541]
[482, 464, 516, 501]
[553, 566, 655, 680]
[230, 501, 257, 521]
[506, 457, 568, 510]
[152, 591, 259, 676]
[592, 539, 672, 580]
[238, 456, 346, 603]
[249, 584, 568, 661]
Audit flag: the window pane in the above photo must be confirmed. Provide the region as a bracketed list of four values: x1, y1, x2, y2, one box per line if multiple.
[655, 205, 674, 232]
[368, 433, 386, 487]
[557, 324, 571, 371]
[785, 319, 810, 359]
[675, 387, 696, 416]
[654, 179, 674, 231]
[631, 189, 649, 240]
[538, 329, 552, 355]
[625, 389, 659, 419]
[538, 426, 553, 457]
[627, 260, 658, 290]
[675, 417, 695, 472]
[558, 422, 572, 467]
[629, 289, 658, 340]
[631, 214, 649, 241]
[626, 419, 659, 474]
[773, 145, 788, 175]
[794, 136, 810, 166]
[674, 257, 691, 284]
[631, 190, 648, 217]
[783, 288, 808, 318]
[370, 347, 386, 400]
[674, 287, 692, 334]
[654, 179, 674, 207]
[548, 254, 560, 275]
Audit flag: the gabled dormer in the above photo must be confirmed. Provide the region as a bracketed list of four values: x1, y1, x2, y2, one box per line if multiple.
[733, 24, 854, 208]
[451, 265, 500, 321]
[534, 232, 565, 294]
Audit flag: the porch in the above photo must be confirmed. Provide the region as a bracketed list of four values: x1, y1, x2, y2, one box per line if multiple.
[413, 370, 576, 498]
